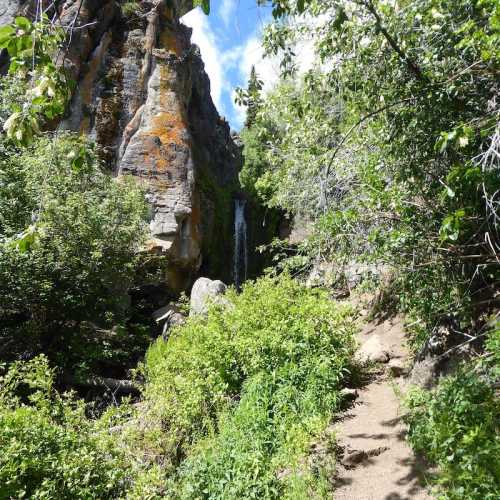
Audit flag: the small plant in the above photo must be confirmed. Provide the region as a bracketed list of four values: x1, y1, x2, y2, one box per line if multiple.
[404, 330, 500, 499]
[121, 1, 143, 19]
[176, 291, 190, 315]
[0, 356, 130, 498]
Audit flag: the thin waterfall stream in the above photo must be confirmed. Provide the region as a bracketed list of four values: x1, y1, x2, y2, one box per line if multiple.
[233, 199, 248, 288]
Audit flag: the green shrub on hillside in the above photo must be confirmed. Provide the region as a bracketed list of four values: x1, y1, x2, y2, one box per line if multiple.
[405, 330, 500, 499]
[0, 356, 129, 499]
[0, 134, 148, 371]
[140, 275, 357, 497]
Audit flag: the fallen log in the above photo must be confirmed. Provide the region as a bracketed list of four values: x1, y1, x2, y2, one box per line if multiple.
[62, 374, 142, 395]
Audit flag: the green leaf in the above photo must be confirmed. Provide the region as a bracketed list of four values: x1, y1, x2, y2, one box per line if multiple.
[14, 225, 38, 253]
[333, 7, 348, 30]
[14, 17, 32, 31]
[0, 25, 15, 47]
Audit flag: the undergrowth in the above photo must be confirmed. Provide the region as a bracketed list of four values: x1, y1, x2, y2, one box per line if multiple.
[0, 276, 357, 498]
[138, 274, 357, 497]
[0, 356, 129, 499]
[404, 328, 500, 500]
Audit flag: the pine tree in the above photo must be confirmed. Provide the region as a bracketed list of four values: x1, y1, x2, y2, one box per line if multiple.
[244, 65, 263, 129]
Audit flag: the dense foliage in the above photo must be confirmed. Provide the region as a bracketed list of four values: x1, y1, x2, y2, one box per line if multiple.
[0, 356, 129, 498]
[236, 2, 500, 496]
[242, 0, 499, 350]
[0, 277, 357, 498]
[0, 15, 71, 144]
[137, 275, 356, 497]
[1, 2, 498, 498]
[0, 133, 148, 373]
[405, 330, 500, 499]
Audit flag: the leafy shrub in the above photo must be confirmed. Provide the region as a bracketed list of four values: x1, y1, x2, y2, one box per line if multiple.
[140, 275, 357, 497]
[240, 0, 500, 350]
[0, 356, 129, 499]
[0, 133, 148, 371]
[405, 330, 500, 499]
[0, 16, 70, 145]
[122, 1, 143, 19]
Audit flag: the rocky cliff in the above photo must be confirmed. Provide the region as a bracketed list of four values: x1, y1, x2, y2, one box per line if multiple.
[1, 0, 241, 291]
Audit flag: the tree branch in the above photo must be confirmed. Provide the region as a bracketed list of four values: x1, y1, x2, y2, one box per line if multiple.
[325, 96, 415, 177]
[362, 0, 426, 82]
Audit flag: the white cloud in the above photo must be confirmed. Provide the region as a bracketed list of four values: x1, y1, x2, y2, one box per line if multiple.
[181, 7, 318, 130]
[222, 34, 282, 128]
[229, 26, 318, 113]
[219, 0, 236, 29]
[181, 8, 280, 128]
[238, 36, 281, 94]
[181, 9, 225, 114]
[294, 38, 317, 74]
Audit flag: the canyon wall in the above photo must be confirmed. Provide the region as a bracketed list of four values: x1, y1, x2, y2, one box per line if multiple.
[2, 0, 241, 290]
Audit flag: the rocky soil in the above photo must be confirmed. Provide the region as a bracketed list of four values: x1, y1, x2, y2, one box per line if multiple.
[333, 315, 432, 500]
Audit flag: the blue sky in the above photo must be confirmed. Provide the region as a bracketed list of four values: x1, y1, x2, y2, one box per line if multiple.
[182, 0, 281, 130]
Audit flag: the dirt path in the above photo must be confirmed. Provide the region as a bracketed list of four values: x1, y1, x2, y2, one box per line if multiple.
[332, 315, 431, 500]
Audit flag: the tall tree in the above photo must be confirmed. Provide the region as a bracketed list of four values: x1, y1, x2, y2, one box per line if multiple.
[245, 65, 264, 128]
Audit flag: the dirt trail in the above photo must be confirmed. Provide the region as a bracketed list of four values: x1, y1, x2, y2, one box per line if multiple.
[333, 315, 431, 500]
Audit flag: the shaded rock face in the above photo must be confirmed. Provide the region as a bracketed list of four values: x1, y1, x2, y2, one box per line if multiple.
[3, 0, 241, 291]
[66, 1, 240, 290]
[0, 0, 25, 26]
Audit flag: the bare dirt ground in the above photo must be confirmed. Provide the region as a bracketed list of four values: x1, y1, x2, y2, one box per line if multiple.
[332, 315, 432, 500]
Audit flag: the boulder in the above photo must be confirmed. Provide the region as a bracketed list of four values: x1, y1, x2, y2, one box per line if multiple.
[190, 277, 227, 316]
[387, 358, 407, 377]
[357, 335, 391, 364]
[340, 387, 359, 401]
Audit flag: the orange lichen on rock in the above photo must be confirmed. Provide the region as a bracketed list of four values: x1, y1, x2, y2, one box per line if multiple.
[150, 111, 187, 148]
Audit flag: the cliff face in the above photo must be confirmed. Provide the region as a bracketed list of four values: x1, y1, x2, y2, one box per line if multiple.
[2, 0, 241, 290]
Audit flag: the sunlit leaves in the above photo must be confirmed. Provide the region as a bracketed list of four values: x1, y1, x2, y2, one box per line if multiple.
[240, 0, 500, 365]
[435, 124, 474, 154]
[0, 16, 70, 145]
[439, 208, 466, 242]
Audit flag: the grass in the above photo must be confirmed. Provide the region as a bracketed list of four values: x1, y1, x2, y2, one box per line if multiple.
[136, 274, 358, 497]
[404, 329, 500, 500]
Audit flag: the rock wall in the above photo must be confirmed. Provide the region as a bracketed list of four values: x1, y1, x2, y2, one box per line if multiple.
[2, 0, 241, 291]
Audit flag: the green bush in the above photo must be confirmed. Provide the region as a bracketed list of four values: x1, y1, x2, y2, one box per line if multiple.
[0, 356, 129, 499]
[405, 330, 500, 499]
[140, 275, 357, 497]
[121, 1, 143, 19]
[239, 0, 500, 350]
[0, 133, 148, 371]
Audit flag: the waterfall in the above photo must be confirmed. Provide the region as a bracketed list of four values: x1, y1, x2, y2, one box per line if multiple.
[233, 199, 248, 288]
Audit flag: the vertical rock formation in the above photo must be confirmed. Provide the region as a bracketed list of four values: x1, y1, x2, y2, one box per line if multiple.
[3, 0, 241, 291]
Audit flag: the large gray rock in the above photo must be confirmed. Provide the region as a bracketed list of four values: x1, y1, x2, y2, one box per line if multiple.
[190, 277, 227, 316]
[87, 1, 240, 289]
[356, 335, 391, 364]
[0, 0, 23, 26]
[9, 0, 241, 292]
